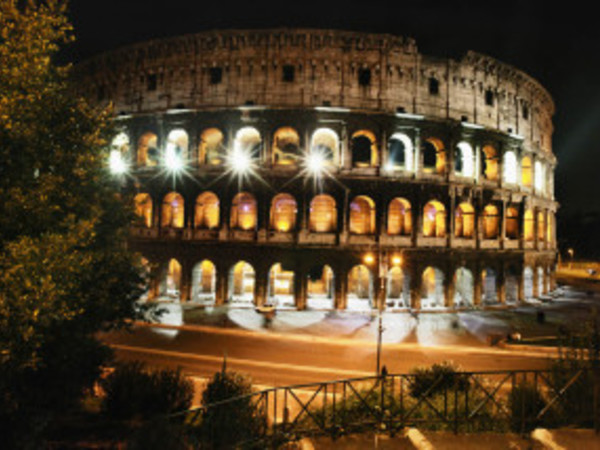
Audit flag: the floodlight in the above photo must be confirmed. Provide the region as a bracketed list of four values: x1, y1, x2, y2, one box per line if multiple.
[109, 150, 127, 175]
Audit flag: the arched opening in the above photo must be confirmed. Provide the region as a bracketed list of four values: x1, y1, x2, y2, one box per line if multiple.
[230, 192, 257, 231]
[537, 211, 546, 242]
[137, 132, 159, 166]
[387, 198, 412, 235]
[310, 128, 339, 166]
[351, 130, 377, 167]
[524, 209, 534, 241]
[228, 261, 255, 306]
[166, 129, 189, 162]
[134, 193, 153, 228]
[161, 192, 184, 228]
[272, 127, 301, 166]
[481, 268, 497, 304]
[506, 207, 519, 239]
[159, 258, 181, 300]
[234, 127, 262, 160]
[503, 151, 518, 184]
[421, 266, 444, 309]
[537, 266, 545, 295]
[547, 214, 553, 243]
[307, 265, 335, 310]
[423, 200, 446, 237]
[347, 264, 373, 310]
[481, 145, 498, 180]
[454, 202, 475, 238]
[453, 267, 474, 307]
[268, 263, 295, 308]
[349, 196, 376, 235]
[309, 194, 337, 232]
[521, 156, 532, 187]
[523, 266, 534, 299]
[199, 128, 225, 165]
[422, 138, 446, 174]
[483, 204, 500, 239]
[195, 192, 220, 229]
[387, 133, 413, 171]
[386, 267, 409, 308]
[139, 257, 152, 301]
[270, 193, 297, 232]
[110, 133, 130, 170]
[191, 260, 216, 304]
[505, 265, 519, 303]
[534, 161, 545, 193]
[454, 142, 474, 177]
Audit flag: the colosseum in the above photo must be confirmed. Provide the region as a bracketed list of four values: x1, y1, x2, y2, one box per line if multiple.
[75, 29, 558, 312]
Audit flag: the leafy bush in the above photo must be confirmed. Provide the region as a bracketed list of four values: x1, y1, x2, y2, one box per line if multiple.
[101, 361, 193, 421]
[408, 361, 470, 399]
[194, 369, 267, 449]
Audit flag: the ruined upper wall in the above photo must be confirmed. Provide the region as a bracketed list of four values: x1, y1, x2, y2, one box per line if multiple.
[74, 28, 555, 155]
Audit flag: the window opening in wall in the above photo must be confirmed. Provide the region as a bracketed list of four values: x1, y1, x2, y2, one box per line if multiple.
[282, 65, 295, 82]
[147, 74, 157, 92]
[429, 77, 439, 95]
[358, 68, 371, 86]
[209, 67, 223, 85]
[522, 104, 529, 120]
[422, 141, 437, 169]
[485, 89, 494, 106]
[351, 131, 377, 167]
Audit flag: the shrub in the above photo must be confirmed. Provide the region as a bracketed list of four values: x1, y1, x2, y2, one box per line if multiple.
[408, 361, 470, 399]
[101, 361, 193, 421]
[508, 382, 547, 432]
[194, 369, 267, 449]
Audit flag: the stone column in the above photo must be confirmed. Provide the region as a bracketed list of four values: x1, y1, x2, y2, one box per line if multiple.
[532, 266, 539, 298]
[517, 268, 525, 303]
[294, 268, 308, 310]
[215, 265, 228, 306]
[496, 265, 506, 304]
[334, 267, 347, 310]
[443, 274, 454, 308]
[409, 265, 421, 310]
[341, 124, 351, 170]
[473, 265, 482, 306]
[254, 267, 268, 307]
[180, 262, 192, 303]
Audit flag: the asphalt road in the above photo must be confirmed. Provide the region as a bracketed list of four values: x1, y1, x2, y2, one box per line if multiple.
[101, 324, 555, 387]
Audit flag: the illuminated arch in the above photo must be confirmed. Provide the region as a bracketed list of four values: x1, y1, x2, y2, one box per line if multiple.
[137, 131, 159, 166]
[165, 129, 189, 161]
[310, 128, 339, 166]
[454, 202, 475, 238]
[349, 196, 376, 234]
[229, 261, 255, 305]
[503, 151, 518, 184]
[195, 192, 220, 229]
[347, 264, 373, 310]
[199, 128, 224, 165]
[159, 258, 181, 300]
[505, 265, 519, 303]
[191, 260, 216, 304]
[482, 204, 500, 239]
[537, 211, 546, 242]
[387, 133, 414, 171]
[521, 156, 533, 187]
[351, 130, 377, 167]
[523, 266, 534, 299]
[307, 265, 334, 309]
[230, 192, 257, 230]
[111, 132, 130, 156]
[387, 198, 412, 235]
[481, 145, 498, 180]
[481, 267, 498, 304]
[309, 194, 337, 232]
[506, 206, 519, 239]
[421, 266, 444, 308]
[386, 266, 409, 308]
[422, 137, 446, 174]
[454, 142, 474, 177]
[453, 267, 474, 307]
[134, 193, 153, 228]
[270, 193, 297, 232]
[272, 127, 301, 166]
[423, 200, 446, 237]
[524, 209, 534, 241]
[234, 127, 262, 160]
[534, 161, 545, 193]
[268, 263, 295, 308]
[161, 192, 184, 228]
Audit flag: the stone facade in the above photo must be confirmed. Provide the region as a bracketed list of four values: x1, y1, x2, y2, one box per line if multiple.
[75, 29, 558, 311]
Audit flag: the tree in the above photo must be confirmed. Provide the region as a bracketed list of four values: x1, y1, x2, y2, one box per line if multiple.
[0, 1, 144, 446]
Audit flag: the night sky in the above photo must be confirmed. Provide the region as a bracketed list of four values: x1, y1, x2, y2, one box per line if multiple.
[66, 0, 600, 216]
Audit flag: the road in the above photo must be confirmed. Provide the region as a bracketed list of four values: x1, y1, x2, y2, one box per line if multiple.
[101, 323, 555, 387]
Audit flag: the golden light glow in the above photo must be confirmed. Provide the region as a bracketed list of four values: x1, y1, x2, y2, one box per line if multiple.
[482, 204, 500, 239]
[481, 145, 498, 180]
[230, 192, 257, 230]
[270, 193, 297, 232]
[310, 128, 339, 166]
[162, 192, 184, 228]
[351, 130, 378, 167]
[524, 209, 534, 241]
[348, 264, 371, 298]
[269, 263, 295, 296]
[349, 195, 376, 234]
[454, 202, 474, 238]
[137, 132, 158, 166]
[199, 128, 224, 165]
[423, 200, 446, 237]
[506, 207, 519, 239]
[309, 194, 337, 232]
[272, 127, 301, 166]
[134, 193, 153, 228]
[392, 255, 403, 266]
[521, 156, 532, 187]
[363, 253, 375, 265]
[195, 191, 220, 229]
[537, 211, 545, 242]
[231, 261, 255, 296]
[387, 198, 412, 235]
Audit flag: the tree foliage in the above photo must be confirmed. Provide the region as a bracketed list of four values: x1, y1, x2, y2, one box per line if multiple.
[0, 1, 144, 446]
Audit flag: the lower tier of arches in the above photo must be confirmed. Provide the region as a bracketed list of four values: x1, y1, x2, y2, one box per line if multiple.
[137, 242, 557, 311]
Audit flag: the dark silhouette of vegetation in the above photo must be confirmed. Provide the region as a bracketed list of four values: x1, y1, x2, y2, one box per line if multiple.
[408, 361, 470, 399]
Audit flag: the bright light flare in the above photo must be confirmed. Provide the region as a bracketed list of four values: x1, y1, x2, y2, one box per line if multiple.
[305, 151, 326, 176]
[363, 253, 375, 265]
[228, 148, 253, 175]
[392, 255, 403, 266]
[164, 145, 184, 173]
[109, 150, 128, 175]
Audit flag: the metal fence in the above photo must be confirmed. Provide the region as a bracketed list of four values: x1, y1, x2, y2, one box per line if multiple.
[175, 366, 600, 446]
